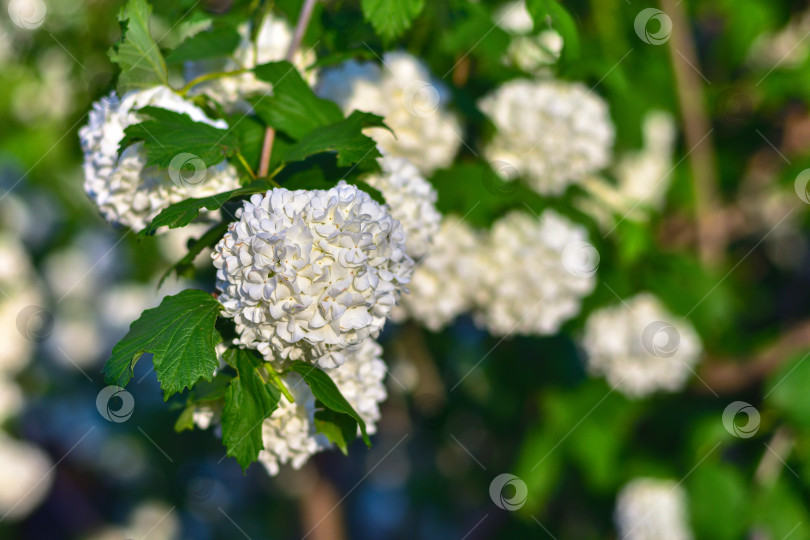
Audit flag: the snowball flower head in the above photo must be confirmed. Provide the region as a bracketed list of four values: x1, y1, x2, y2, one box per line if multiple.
[582, 293, 702, 398]
[615, 477, 694, 540]
[365, 153, 441, 258]
[393, 216, 481, 330]
[479, 79, 614, 195]
[0, 433, 54, 521]
[212, 182, 413, 368]
[474, 210, 597, 336]
[187, 14, 317, 111]
[317, 52, 462, 175]
[79, 86, 240, 232]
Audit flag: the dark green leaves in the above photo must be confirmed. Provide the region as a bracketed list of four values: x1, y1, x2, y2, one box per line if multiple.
[361, 0, 425, 41]
[251, 61, 344, 139]
[121, 106, 240, 169]
[166, 25, 242, 63]
[283, 111, 387, 167]
[221, 348, 282, 471]
[290, 361, 371, 447]
[314, 408, 358, 455]
[526, 0, 580, 64]
[109, 0, 169, 93]
[141, 180, 272, 236]
[103, 290, 222, 400]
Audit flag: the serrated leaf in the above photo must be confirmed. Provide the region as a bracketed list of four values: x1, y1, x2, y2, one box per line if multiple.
[166, 24, 242, 63]
[314, 407, 358, 455]
[290, 361, 371, 447]
[159, 221, 230, 287]
[141, 180, 272, 236]
[525, 0, 580, 63]
[103, 290, 222, 400]
[283, 111, 387, 168]
[251, 61, 343, 140]
[221, 348, 282, 470]
[361, 0, 425, 40]
[109, 0, 169, 93]
[121, 106, 240, 169]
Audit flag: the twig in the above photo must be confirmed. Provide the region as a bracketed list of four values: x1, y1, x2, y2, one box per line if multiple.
[257, 0, 318, 177]
[660, 0, 723, 266]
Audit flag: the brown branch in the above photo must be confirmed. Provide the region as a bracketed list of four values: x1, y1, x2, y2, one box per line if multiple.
[660, 0, 723, 266]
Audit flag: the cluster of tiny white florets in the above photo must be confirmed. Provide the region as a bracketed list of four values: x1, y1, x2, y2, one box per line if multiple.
[615, 478, 694, 540]
[79, 86, 240, 232]
[393, 216, 481, 331]
[187, 14, 317, 111]
[364, 153, 442, 258]
[316, 52, 462, 175]
[212, 182, 413, 369]
[493, 0, 563, 74]
[473, 210, 596, 336]
[582, 293, 702, 398]
[478, 79, 614, 195]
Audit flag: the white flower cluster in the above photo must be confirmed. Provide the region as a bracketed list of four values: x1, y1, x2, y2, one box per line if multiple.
[317, 52, 462, 175]
[79, 86, 240, 232]
[87, 500, 181, 540]
[365, 153, 442, 258]
[582, 293, 702, 398]
[479, 79, 614, 195]
[213, 182, 413, 369]
[494, 0, 563, 74]
[187, 14, 317, 111]
[0, 233, 54, 520]
[615, 478, 694, 540]
[474, 210, 597, 336]
[393, 216, 481, 331]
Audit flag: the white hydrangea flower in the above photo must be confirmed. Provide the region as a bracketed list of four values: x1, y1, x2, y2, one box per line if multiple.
[479, 79, 614, 195]
[582, 293, 702, 398]
[364, 153, 441, 258]
[212, 182, 413, 369]
[0, 433, 54, 521]
[393, 216, 480, 331]
[79, 86, 240, 232]
[494, 0, 563, 74]
[615, 478, 694, 540]
[317, 52, 462, 175]
[187, 14, 317, 111]
[473, 210, 596, 336]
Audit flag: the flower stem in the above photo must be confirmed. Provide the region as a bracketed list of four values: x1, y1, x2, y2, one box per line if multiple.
[178, 68, 249, 97]
[266, 367, 295, 403]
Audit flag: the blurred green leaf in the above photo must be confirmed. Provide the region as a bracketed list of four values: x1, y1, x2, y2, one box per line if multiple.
[361, 0, 425, 41]
[166, 24, 242, 63]
[109, 0, 169, 93]
[103, 289, 222, 400]
[687, 463, 749, 540]
[525, 0, 580, 64]
[765, 352, 810, 428]
[159, 221, 230, 287]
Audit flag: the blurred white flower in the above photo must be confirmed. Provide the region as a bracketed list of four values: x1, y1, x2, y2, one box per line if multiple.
[582, 293, 702, 398]
[748, 8, 810, 69]
[365, 153, 441, 258]
[0, 433, 54, 521]
[615, 477, 693, 540]
[494, 0, 563, 74]
[157, 222, 215, 269]
[0, 377, 23, 423]
[473, 210, 596, 336]
[479, 79, 614, 195]
[256, 339, 387, 476]
[87, 500, 180, 540]
[213, 183, 413, 369]
[317, 52, 462, 175]
[11, 49, 76, 123]
[392, 216, 481, 330]
[79, 86, 240, 232]
[187, 14, 317, 111]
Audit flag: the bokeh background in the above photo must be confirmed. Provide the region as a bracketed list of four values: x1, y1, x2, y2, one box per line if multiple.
[2, 0, 810, 538]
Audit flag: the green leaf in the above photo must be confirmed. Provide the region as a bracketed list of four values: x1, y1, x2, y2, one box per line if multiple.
[121, 106, 240, 169]
[361, 0, 425, 41]
[166, 24, 242, 63]
[221, 348, 282, 470]
[159, 221, 230, 287]
[283, 111, 387, 168]
[525, 0, 580, 64]
[141, 180, 272, 236]
[314, 407, 357, 455]
[289, 361, 371, 447]
[174, 405, 196, 432]
[103, 290, 222, 400]
[251, 61, 343, 140]
[765, 351, 810, 428]
[109, 0, 169, 93]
